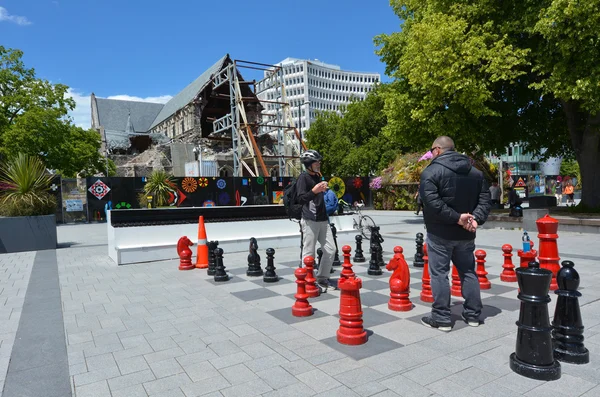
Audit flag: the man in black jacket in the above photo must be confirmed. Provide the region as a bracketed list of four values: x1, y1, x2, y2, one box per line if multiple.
[419, 136, 491, 332]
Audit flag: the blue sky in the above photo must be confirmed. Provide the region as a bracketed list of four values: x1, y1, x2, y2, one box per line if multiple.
[0, 0, 401, 127]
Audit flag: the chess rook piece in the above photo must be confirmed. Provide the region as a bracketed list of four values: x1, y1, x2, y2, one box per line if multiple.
[177, 236, 195, 271]
[341, 245, 355, 279]
[330, 223, 342, 267]
[413, 232, 425, 268]
[537, 214, 561, 291]
[518, 241, 537, 268]
[263, 248, 279, 283]
[337, 276, 367, 345]
[292, 268, 313, 317]
[501, 244, 517, 282]
[451, 264, 462, 297]
[207, 241, 218, 276]
[316, 248, 323, 271]
[510, 261, 561, 381]
[353, 235, 366, 263]
[386, 246, 412, 311]
[475, 250, 491, 290]
[246, 237, 263, 277]
[213, 248, 229, 282]
[303, 256, 319, 297]
[552, 261, 589, 364]
[420, 243, 434, 303]
[368, 242, 383, 276]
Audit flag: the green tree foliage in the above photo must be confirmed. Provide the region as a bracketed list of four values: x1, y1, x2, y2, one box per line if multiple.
[0, 46, 108, 177]
[305, 88, 404, 176]
[375, 0, 600, 208]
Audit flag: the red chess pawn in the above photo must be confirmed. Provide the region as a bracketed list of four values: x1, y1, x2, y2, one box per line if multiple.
[475, 250, 491, 289]
[177, 236, 195, 271]
[292, 268, 313, 317]
[500, 244, 517, 282]
[385, 246, 412, 311]
[337, 276, 367, 345]
[341, 245, 356, 279]
[451, 264, 462, 297]
[420, 243, 434, 303]
[537, 214, 561, 291]
[518, 241, 537, 268]
[303, 256, 319, 298]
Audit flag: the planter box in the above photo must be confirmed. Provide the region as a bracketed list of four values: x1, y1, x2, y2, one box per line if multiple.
[0, 215, 57, 254]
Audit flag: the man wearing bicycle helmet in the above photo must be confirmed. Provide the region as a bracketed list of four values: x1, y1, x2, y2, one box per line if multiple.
[296, 149, 336, 292]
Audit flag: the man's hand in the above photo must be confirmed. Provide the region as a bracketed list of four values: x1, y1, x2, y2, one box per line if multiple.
[312, 181, 328, 194]
[457, 213, 472, 226]
[465, 219, 478, 233]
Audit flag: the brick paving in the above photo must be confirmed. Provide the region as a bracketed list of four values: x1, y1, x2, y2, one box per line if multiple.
[1, 211, 599, 396]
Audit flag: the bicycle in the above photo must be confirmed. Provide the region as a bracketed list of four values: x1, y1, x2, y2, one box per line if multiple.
[338, 199, 377, 240]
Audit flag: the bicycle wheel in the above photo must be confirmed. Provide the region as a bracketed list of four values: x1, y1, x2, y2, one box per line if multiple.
[359, 215, 377, 240]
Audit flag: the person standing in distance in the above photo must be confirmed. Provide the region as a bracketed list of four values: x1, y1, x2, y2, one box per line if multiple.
[419, 136, 491, 331]
[295, 150, 337, 291]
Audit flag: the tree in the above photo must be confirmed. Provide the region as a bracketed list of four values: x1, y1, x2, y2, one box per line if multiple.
[0, 46, 108, 176]
[375, 0, 600, 208]
[305, 88, 404, 176]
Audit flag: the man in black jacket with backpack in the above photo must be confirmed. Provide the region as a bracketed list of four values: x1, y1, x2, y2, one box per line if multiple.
[419, 136, 491, 332]
[295, 150, 336, 292]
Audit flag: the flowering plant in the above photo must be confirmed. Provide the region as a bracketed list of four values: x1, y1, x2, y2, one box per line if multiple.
[369, 176, 383, 190]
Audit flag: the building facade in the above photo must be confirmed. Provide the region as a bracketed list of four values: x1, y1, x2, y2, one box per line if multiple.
[256, 58, 380, 133]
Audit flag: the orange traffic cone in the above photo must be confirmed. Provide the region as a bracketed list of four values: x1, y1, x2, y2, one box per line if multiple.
[196, 216, 209, 269]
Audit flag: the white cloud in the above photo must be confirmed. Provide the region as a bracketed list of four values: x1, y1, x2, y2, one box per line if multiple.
[65, 89, 172, 129]
[0, 6, 32, 26]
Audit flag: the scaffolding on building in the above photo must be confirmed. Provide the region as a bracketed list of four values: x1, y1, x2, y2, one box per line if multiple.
[208, 59, 307, 178]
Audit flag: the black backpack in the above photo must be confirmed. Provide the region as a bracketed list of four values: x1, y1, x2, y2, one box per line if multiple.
[283, 179, 303, 220]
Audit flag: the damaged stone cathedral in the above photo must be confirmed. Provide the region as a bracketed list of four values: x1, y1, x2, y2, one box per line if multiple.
[91, 54, 299, 177]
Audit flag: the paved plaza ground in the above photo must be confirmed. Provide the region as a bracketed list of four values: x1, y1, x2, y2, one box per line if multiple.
[1, 211, 599, 397]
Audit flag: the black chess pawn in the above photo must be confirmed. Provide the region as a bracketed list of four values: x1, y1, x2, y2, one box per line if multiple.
[213, 247, 229, 282]
[316, 248, 323, 271]
[246, 237, 263, 277]
[552, 261, 589, 364]
[368, 242, 383, 276]
[353, 235, 366, 263]
[510, 261, 561, 381]
[207, 241, 218, 276]
[330, 223, 341, 267]
[263, 248, 279, 282]
[414, 233, 425, 268]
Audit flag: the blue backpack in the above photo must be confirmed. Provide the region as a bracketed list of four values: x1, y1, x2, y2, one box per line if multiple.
[324, 189, 339, 216]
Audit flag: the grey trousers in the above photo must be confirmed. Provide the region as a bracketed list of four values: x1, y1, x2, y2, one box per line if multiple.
[426, 233, 482, 323]
[301, 219, 335, 283]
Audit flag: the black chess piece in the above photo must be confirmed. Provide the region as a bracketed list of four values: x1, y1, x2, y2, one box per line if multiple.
[353, 235, 366, 263]
[414, 233, 425, 268]
[213, 247, 229, 282]
[368, 241, 383, 276]
[246, 237, 263, 277]
[510, 261, 561, 381]
[316, 248, 323, 271]
[552, 261, 589, 364]
[330, 223, 341, 267]
[207, 241, 218, 276]
[263, 248, 279, 282]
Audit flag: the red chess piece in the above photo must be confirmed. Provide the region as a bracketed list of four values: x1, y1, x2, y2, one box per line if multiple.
[518, 241, 537, 268]
[537, 214, 561, 291]
[341, 245, 356, 279]
[385, 246, 413, 311]
[451, 264, 462, 297]
[337, 276, 367, 345]
[303, 256, 319, 298]
[420, 243, 434, 303]
[475, 250, 491, 289]
[177, 236, 195, 271]
[292, 268, 313, 317]
[500, 244, 517, 282]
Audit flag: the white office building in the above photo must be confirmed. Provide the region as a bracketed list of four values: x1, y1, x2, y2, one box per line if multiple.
[256, 58, 380, 134]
